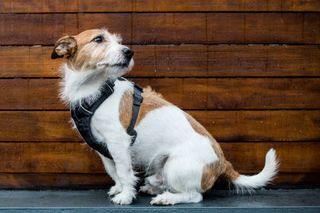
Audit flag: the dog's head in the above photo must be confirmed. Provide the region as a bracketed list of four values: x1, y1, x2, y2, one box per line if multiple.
[51, 29, 134, 78]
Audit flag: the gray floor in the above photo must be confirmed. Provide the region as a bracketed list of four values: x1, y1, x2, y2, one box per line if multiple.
[0, 189, 319, 212]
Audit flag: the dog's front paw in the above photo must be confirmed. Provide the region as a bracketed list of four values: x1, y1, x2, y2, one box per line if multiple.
[111, 190, 135, 205]
[108, 184, 122, 197]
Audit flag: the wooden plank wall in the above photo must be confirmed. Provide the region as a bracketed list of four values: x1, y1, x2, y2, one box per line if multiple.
[0, 0, 319, 189]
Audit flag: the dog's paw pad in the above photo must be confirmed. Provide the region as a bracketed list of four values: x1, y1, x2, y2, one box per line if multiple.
[111, 191, 134, 205]
[108, 184, 122, 197]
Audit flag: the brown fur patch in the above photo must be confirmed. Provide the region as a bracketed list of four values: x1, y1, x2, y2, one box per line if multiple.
[73, 29, 103, 47]
[71, 29, 109, 70]
[201, 160, 226, 191]
[119, 90, 134, 128]
[185, 113, 230, 191]
[224, 161, 240, 181]
[119, 86, 171, 129]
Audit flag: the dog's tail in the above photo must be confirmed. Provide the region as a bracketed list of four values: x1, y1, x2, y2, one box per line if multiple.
[224, 148, 279, 194]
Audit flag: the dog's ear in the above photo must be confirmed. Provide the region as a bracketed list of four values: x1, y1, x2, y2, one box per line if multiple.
[51, 36, 77, 59]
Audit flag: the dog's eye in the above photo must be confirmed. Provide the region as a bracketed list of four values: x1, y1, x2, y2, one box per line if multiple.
[92, 35, 104, 43]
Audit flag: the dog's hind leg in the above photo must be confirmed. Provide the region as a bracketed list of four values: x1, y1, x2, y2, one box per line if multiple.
[150, 157, 203, 205]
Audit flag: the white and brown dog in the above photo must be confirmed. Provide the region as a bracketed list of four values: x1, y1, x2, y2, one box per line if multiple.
[51, 29, 279, 205]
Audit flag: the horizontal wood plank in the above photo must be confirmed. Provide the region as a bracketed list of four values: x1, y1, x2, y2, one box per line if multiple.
[1, 45, 319, 78]
[1, 78, 320, 110]
[0, 173, 112, 189]
[0, 14, 78, 45]
[1, 0, 319, 13]
[189, 110, 320, 142]
[0, 13, 130, 45]
[132, 13, 320, 44]
[0, 0, 80, 13]
[1, 13, 319, 45]
[0, 142, 318, 173]
[133, 0, 320, 12]
[0, 111, 319, 142]
[0, 173, 318, 189]
[134, 45, 320, 77]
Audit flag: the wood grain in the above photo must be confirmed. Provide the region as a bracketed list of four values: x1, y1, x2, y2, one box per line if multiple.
[78, 13, 132, 43]
[188, 110, 320, 142]
[0, 46, 60, 78]
[1, 45, 319, 78]
[0, 79, 63, 110]
[132, 13, 320, 44]
[0, 0, 79, 13]
[1, 13, 319, 45]
[135, 44, 320, 77]
[1, 78, 320, 110]
[0, 173, 112, 189]
[0, 111, 319, 142]
[0, 14, 131, 45]
[0, 14, 78, 45]
[133, 0, 320, 12]
[0, 142, 318, 173]
[1, 0, 319, 13]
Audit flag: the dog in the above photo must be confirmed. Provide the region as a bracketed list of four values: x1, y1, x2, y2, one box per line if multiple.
[51, 29, 279, 205]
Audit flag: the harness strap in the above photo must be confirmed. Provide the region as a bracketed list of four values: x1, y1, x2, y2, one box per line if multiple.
[71, 78, 143, 160]
[127, 84, 144, 145]
[72, 79, 116, 159]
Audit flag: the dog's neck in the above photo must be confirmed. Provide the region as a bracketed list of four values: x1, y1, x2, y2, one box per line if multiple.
[60, 64, 111, 104]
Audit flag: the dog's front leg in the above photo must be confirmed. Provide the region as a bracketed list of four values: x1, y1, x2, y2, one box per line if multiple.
[104, 132, 138, 205]
[98, 154, 123, 197]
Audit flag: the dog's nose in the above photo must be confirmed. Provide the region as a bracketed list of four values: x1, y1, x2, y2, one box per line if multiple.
[122, 48, 134, 59]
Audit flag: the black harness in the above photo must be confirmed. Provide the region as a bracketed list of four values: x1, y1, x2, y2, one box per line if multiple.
[70, 78, 143, 159]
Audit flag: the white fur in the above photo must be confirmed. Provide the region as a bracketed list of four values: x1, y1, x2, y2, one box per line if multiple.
[59, 31, 278, 205]
[232, 148, 279, 194]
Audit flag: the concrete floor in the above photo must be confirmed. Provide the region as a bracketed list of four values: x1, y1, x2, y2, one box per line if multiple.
[0, 189, 319, 212]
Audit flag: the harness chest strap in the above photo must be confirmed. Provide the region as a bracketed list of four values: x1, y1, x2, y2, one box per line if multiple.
[70, 78, 143, 159]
